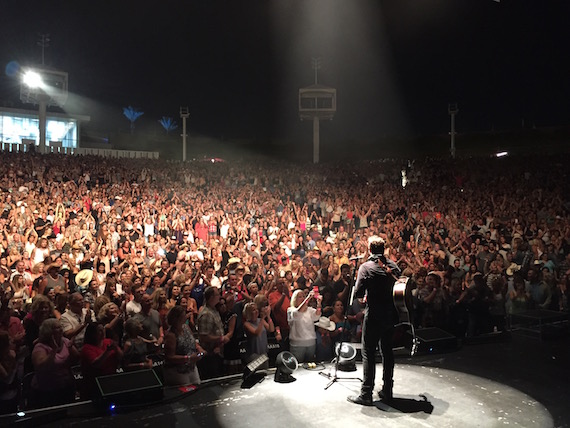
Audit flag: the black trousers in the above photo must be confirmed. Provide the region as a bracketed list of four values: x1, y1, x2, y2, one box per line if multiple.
[361, 317, 394, 397]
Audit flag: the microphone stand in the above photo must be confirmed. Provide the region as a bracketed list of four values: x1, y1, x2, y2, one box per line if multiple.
[319, 257, 363, 390]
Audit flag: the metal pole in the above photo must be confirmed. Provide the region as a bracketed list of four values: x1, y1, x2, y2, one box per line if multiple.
[448, 103, 458, 159]
[180, 107, 189, 162]
[182, 115, 187, 162]
[450, 113, 456, 159]
[313, 116, 320, 164]
[38, 100, 47, 153]
[312, 57, 321, 85]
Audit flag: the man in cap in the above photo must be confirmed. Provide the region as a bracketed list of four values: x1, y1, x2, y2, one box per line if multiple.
[46, 263, 66, 293]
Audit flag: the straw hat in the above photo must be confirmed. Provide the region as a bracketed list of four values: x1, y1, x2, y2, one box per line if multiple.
[227, 257, 241, 265]
[506, 263, 521, 277]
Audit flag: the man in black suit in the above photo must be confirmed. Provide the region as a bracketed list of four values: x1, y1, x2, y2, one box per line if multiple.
[348, 236, 401, 406]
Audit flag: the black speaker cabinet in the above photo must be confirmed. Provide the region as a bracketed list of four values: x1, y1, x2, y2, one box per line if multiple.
[414, 327, 458, 354]
[96, 369, 163, 406]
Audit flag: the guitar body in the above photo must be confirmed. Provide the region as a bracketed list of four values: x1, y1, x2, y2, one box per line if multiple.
[392, 277, 418, 355]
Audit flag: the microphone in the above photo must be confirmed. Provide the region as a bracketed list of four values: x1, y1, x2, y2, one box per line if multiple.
[349, 255, 364, 261]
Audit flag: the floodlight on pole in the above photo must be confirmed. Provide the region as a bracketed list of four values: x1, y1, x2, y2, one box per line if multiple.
[299, 58, 336, 164]
[20, 66, 68, 154]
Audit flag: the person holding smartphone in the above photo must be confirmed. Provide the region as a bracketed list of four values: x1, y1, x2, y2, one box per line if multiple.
[287, 289, 321, 363]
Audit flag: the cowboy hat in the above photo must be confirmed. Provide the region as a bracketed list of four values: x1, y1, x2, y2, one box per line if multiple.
[506, 263, 521, 277]
[75, 269, 93, 289]
[227, 257, 241, 265]
[314, 317, 335, 332]
[46, 263, 60, 272]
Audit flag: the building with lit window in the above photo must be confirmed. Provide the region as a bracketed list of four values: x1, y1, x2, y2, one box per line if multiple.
[0, 106, 89, 153]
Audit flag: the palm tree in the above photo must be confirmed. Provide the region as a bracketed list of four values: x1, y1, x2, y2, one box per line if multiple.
[158, 117, 178, 134]
[122, 106, 144, 134]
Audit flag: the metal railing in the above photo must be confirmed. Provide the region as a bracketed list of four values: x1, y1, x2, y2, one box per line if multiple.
[0, 142, 159, 159]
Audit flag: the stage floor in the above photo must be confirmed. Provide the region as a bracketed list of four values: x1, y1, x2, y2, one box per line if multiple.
[53, 362, 550, 428]
[7, 333, 568, 428]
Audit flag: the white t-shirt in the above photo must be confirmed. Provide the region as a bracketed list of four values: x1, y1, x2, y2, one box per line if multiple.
[126, 300, 142, 317]
[32, 247, 50, 266]
[208, 275, 222, 289]
[144, 222, 155, 237]
[220, 224, 230, 239]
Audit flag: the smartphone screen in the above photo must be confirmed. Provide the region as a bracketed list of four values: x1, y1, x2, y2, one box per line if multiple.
[313, 285, 319, 297]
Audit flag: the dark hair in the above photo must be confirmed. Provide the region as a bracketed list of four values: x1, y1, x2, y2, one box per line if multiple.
[83, 322, 102, 346]
[55, 292, 69, 310]
[31, 276, 43, 291]
[203, 286, 218, 302]
[368, 236, 385, 255]
[0, 331, 9, 351]
[167, 305, 186, 326]
[332, 298, 344, 309]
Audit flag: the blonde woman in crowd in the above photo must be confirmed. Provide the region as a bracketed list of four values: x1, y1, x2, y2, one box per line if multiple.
[287, 289, 321, 363]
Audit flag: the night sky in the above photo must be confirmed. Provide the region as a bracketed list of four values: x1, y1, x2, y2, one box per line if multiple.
[1, 0, 568, 142]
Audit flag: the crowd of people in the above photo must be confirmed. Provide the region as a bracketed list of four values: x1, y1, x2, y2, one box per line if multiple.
[0, 150, 568, 413]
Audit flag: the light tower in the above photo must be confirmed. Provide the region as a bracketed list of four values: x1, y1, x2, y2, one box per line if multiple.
[299, 57, 336, 164]
[20, 66, 68, 153]
[448, 102, 458, 158]
[180, 106, 190, 162]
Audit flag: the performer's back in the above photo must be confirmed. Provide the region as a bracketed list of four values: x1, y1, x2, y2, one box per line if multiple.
[355, 256, 400, 326]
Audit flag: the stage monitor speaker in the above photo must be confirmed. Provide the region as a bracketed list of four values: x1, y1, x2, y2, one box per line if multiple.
[96, 369, 163, 407]
[414, 327, 458, 354]
[335, 343, 357, 372]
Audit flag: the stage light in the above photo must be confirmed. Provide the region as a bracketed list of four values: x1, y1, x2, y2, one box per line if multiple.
[109, 403, 116, 410]
[16, 411, 26, 417]
[496, 151, 508, 158]
[23, 70, 43, 88]
[335, 343, 357, 372]
[274, 351, 298, 383]
[242, 354, 269, 388]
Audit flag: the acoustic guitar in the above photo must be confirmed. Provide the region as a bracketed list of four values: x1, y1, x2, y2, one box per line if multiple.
[392, 276, 418, 356]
